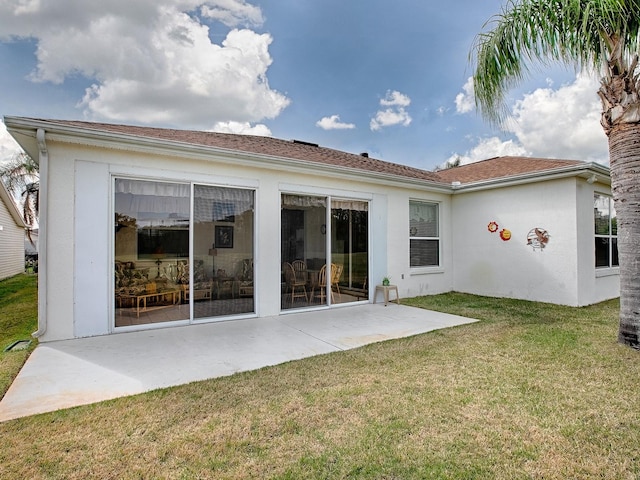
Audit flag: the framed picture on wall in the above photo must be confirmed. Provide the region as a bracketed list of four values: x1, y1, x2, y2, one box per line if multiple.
[215, 225, 234, 248]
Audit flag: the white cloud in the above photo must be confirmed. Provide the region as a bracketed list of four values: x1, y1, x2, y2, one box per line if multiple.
[450, 73, 609, 165]
[455, 77, 475, 114]
[212, 121, 271, 136]
[200, 0, 263, 27]
[444, 136, 529, 167]
[380, 90, 411, 107]
[0, 1, 290, 129]
[370, 90, 412, 131]
[316, 115, 355, 130]
[505, 73, 607, 162]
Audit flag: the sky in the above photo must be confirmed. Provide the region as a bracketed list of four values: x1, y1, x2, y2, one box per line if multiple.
[0, 0, 610, 172]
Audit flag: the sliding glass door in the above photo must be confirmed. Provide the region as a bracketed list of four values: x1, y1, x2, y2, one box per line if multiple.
[281, 194, 327, 309]
[114, 179, 190, 327]
[281, 193, 369, 310]
[331, 199, 369, 304]
[193, 185, 255, 319]
[114, 178, 255, 327]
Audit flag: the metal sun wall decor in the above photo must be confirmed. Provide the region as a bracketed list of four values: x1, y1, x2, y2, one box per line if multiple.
[487, 221, 511, 241]
[527, 227, 550, 251]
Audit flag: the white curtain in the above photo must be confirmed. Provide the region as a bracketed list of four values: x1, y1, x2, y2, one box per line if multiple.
[331, 199, 368, 212]
[282, 194, 326, 208]
[115, 179, 190, 217]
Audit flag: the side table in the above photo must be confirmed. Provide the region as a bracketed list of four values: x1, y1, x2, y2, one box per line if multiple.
[374, 284, 400, 306]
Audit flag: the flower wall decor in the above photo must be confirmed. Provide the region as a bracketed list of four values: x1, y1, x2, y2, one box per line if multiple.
[499, 228, 512, 241]
[488, 221, 512, 241]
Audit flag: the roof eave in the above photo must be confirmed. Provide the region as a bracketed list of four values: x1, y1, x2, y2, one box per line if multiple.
[4, 116, 451, 193]
[450, 163, 611, 192]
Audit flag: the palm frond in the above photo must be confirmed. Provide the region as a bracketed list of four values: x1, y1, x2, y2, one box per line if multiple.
[471, 0, 640, 125]
[0, 151, 39, 227]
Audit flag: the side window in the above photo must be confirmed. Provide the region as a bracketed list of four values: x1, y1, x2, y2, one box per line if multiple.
[409, 201, 439, 267]
[594, 194, 618, 268]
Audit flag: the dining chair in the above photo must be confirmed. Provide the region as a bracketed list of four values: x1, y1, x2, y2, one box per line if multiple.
[284, 262, 308, 305]
[330, 263, 343, 301]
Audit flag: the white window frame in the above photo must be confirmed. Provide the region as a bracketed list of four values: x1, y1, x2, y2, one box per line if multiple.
[594, 193, 618, 270]
[409, 200, 440, 269]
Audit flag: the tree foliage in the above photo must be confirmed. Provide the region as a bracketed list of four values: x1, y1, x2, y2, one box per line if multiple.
[472, 0, 640, 127]
[0, 152, 39, 228]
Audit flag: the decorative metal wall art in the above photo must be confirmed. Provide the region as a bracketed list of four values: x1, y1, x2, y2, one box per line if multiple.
[527, 228, 550, 250]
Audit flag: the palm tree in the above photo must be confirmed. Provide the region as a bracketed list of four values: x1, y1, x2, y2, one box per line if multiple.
[0, 151, 39, 228]
[471, 0, 640, 347]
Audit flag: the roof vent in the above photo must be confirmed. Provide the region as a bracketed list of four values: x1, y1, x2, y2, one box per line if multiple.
[292, 139, 319, 147]
[360, 152, 369, 158]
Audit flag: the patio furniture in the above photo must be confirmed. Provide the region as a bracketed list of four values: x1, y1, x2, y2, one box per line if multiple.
[213, 274, 236, 299]
[374, 284, 400, 306]
[310, 264, 335, 304]
[181, 283, 212, 302]
[292, 259, 308, 285]
[117, 287, 181, 317]
[237, 258, 254, 298]
[284, 262, 308, 305]
[330, 263, 343, 300]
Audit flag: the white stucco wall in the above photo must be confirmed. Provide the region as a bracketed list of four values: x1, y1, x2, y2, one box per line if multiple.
[452, 178, 582, 305]
[451, 177, 619, 306]
[38, 139, 453, 341]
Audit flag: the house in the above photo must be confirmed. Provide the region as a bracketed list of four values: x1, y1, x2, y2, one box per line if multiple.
[0, 179, 26, 280]
[4, 117, 618, 342]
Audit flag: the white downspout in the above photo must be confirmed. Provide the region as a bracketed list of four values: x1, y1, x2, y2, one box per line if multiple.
[33, 128, 48, 338]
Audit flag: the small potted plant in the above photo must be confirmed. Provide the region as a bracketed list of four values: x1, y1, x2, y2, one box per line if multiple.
[382, 275, 391, 286]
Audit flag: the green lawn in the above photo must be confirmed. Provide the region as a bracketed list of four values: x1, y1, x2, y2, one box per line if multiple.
[0, 278, 638, 479]
[0, 274, 37, 398]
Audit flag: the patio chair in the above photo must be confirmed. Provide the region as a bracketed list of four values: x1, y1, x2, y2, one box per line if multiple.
[284, 262, 308, 305]
[330, 263, 343, 301]
[291, 259, 308, 285]
[310, 264, 335, 304]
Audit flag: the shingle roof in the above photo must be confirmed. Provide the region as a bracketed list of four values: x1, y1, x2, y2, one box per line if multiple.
[433, 156, 585, 184]
[40, 119, 444, 183]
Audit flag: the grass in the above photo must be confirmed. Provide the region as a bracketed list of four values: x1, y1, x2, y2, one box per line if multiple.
[0, 274, 37, 398]
[0, 282, 638, 479]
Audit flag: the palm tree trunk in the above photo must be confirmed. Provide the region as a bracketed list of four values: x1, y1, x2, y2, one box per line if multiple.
[609, 122, 640, 347]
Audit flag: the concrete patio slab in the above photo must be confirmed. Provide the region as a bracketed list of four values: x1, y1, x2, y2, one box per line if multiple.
[0, 303, 477, 422]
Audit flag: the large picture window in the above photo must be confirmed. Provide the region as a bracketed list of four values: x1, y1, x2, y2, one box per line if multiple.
[594, 194, 618, 268]
[410, 201, 439, 267]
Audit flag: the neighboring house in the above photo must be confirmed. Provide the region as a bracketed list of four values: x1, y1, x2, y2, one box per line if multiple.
[0, 179, 26, 280]
[4, 117, 618, 342]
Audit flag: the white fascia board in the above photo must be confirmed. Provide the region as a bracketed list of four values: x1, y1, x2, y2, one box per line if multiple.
[4, 117, 452, 194]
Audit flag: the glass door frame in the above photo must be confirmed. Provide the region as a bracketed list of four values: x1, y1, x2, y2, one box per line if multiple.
[330, 197, 371, 306]
[280, 190, 371, 312]
[113, 176, 257, 332]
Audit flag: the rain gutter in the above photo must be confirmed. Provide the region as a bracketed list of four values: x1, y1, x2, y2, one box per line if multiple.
[32, 128, 48, 338]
